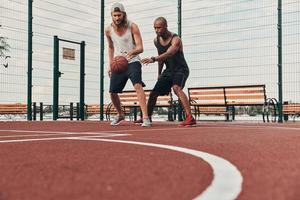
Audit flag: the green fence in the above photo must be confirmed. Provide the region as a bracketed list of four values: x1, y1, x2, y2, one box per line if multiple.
[1, 0, 27, 103]
[283, 1, 300, 103]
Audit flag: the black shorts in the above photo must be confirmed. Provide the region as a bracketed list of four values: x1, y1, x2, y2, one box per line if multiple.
[109, 61, 145, 93]
[152, 70, 189, 95]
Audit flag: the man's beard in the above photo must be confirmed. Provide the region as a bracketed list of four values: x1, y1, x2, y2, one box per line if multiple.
[113, 18, 125, 27]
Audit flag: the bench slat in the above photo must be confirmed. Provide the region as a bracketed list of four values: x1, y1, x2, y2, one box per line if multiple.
[188, 85, 267, 120]
[0, 104, 27, 115]
[87, 90, 173, 120]
[283, 104, 300, 115]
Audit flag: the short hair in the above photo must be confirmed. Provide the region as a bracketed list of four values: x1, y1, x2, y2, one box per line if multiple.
[154, 17, 168, 27]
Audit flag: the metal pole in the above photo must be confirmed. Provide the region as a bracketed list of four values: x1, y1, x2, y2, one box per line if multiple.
[53, 35, 59, 120]
[178, 0, 182, 38]
[32, 102, 36, 120]
[27, 0, 33, 120]
[100, 0, 105, 121]
[80, 41, 85, 120]
[70, 102, 73, 121]
[277, 0, 283, 123]
[39, 102, 43, 121]
[177, 0, 183, 121]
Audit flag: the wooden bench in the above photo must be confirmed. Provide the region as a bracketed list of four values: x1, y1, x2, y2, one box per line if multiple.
[188, 87, 230, 120]
[188, 85, 277, 121]
[0, 103, 27, 118]
[107, 90, 174, 121]
[85, 104, 122, 120]
[283, 103, 300, 122]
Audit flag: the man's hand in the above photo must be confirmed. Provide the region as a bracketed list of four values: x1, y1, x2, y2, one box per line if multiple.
[126, 51, 135, 60]
[140, 58, 154, 65]
[121, 51, 134, 61]
[107, 67, 112, 78]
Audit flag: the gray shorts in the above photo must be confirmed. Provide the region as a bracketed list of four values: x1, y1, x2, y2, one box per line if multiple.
[109, 61, 145, 93]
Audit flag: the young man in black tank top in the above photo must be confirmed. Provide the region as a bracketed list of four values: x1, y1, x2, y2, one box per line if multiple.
[141, 17, 196, 127]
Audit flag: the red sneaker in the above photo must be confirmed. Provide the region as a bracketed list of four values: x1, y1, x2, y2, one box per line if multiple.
[179, 115, 196, 127]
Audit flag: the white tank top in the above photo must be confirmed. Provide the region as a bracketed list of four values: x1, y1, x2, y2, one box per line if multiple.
[110, 21, 140, 63]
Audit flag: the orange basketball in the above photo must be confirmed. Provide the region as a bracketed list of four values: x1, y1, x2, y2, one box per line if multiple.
[110, 56, 129, 73]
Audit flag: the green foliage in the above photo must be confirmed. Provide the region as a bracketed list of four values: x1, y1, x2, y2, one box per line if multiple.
[235, 106, 263, 116]
[0, 37, 10, 57]
[154, 107, 169, 115]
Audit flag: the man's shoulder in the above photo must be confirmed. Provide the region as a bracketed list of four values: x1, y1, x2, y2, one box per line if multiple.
[105, 25, 112, 34]
[130, 22, 139, 29]
[171, 33, 180, 39]
[171, 33, 181, 43]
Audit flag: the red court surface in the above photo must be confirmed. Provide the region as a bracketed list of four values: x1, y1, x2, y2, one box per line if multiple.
[0, 121, 300, 200]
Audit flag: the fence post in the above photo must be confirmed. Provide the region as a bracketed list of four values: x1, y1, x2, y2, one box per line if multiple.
[27, 0, 33, 121]
[277, 0, 283, 123]
[70, 102, 73, 121]
[178, 0, 181, 37]
[100, 0, 105, 121]
[39, 102, 43, 121]
[80, 41, 85, 121]
[76, 102, 80, 120]
[32, 102, 36, 120]
[53, 36, 59, 120]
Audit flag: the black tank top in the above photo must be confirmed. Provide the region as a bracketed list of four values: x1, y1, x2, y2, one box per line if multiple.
[155, 33, 189, 74]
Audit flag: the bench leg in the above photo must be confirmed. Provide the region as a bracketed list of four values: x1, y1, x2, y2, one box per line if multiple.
[284, 114, 289, 122]
[226, 106, 235, 121]
[167, 106, 174, 121]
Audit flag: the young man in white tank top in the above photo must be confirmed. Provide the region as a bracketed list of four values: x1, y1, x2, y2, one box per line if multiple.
[105, 2, 151, 127]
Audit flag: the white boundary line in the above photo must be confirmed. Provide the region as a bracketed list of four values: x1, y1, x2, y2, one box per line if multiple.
[69, 137, 243, 200]
[0, 132, 126, 139]
[0, 130, 88, 134]
[1, 124, 299, 137]
[0, 134, 131, 143]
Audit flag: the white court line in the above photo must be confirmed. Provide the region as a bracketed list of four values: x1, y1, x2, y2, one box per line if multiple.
[0, 132, 124, 139]
[1, 123, 300, 134]
[0, 134, 131, 143]
[0, 130, 87, 134]
[70, 137, 243, 200]
[1, 124, 298, 139]
[0, 127, 198, 134]
[204, 125, 300, 132]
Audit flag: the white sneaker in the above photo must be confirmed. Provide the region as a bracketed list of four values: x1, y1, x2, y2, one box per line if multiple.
[110, 116, 125, 126]
[141, 118, 151, 127]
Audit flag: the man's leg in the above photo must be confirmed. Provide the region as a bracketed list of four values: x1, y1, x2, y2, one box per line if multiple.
[133, 83, 149, 121]
[110, 92, 124, 116]
[127, 61, 150, 125]
[133, 90, 159, 124]
[147, 91, 160, 118]
[172, 85, 192, 116]
[172, 85, 196, 126]
[110, 92, 125, 125]
[109, 69, 127, 125]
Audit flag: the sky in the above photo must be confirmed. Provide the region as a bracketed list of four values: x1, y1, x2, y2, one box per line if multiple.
[0, 0, 299, 105]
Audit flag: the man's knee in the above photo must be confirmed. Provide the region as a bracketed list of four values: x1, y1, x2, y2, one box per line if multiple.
[110, 92, 118, 97]
[149, 91, 159, 100]
[133, 83, 143, 90]
[172, 85, 182, 95]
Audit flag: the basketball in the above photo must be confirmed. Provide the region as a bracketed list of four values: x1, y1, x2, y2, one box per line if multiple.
[110, 56, 129, 73]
